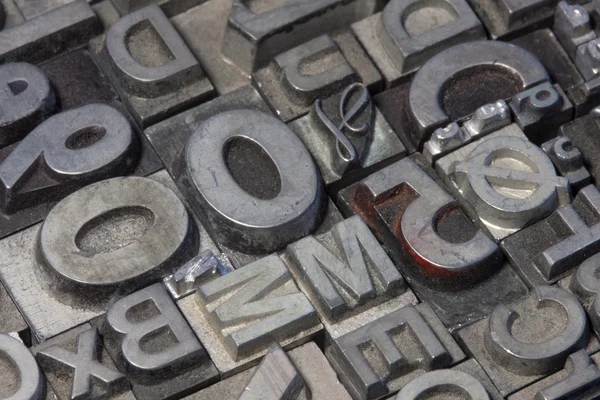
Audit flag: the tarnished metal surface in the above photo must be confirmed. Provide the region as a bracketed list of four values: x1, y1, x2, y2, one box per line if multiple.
[6, 1, 600, 399]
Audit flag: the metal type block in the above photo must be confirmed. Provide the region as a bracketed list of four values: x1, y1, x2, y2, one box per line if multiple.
[542, 136, 592, 193]
[388, 40, 549, 150]
[163, 249, 235, 300]
[92, 0, 121, 30]
[553, 1, 597, 59]
[0, 100, 162, 240]
[99, 283, 219, 399]
[170, 0, 249, 95]
[436, 124, 571, 241]
[457, 285, 598, 396]
[337, 155, 528, 329]
[395, 359, 503, 400]
[186, 342, 352, 400]
[0, 0, 102, 65]
[511, 28, 584, 92]
[351, 0, 485, 88]
[576, 37, 600, 80]
[508, 349, 600, 400]
[0, 62, 55, 148]
[423, 100, 511, 164]
[32, 324, 133, 400]
[89, 4, 215, 128]
[180, 107, 334, 257]
[177, 254, 322, 377]
[0, 333, 46, 400]
[283, 215, 418, 339]
[13, 0, 78, 20]
[325, 302, 465, 400]
[221, 0, 381, 75]
[565, 75, 600, 117]
[237, 344, 304, 400]
[111, 0, 207, 17]
[469, 0, 565, 39]
[39, 49, 118, 112]
[288, 82, 406, 194]
[559, 104, 600, 180]
[501, 185, 600, 287]
[0, 281, 29, 345]
[0, 172, 202, 342]
[510, 82, 573, 145]
[252, 35, 360, 123]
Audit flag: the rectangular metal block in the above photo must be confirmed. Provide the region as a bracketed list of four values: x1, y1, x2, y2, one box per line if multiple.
[288, 90, 406, 195]
[325, 302, 465, 400]
[0, 100, 162, 240]
[177, 254, 323, 378]
[13, 0, 76, 20]
[457, 286, 600, 397]
[185, 342, 352, 400]
[282, 215, 418, 339]
[501, 185, 600, 287]
[0, 0, 102, 64]
[89, 5, 216, 128]
[560, 111, 600, 184]
[337, 153, 529, 329]
[351, 0, 485, 88]
[511, 28, 584, 92]
[111, 0, 208, 17]
[31, 323, 135, 400]
[1, 0, 25, 29]
[0, 170, 207, 342]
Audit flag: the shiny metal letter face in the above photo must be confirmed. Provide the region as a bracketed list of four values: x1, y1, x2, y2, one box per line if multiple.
[352, 0, 486, 87]
[508, 350, 600, 400]
[458, 286, 594, 396]
[395, 370, 490, 400]
[0, 334, 44, 400]
[91, 4, 214, 127]
[178, 254, 321, 377]
[183, 109, 325, 254]
[502, 185, 600, 286]
[285, 215, 417, 338]
[325, 303, 465, 400]
[542, 136, 591, 193]
[553, 1, 596, 60]
[438, 127, 571, 241]
[253, 35, 358, 122]
[407, 40, 548, 147]
[0, 0, 101, 64]
[238, 344, 304, 400]
[0, 62, 55, 148]
[568, 252, 600, 338]
[33, 325, 130, 400]
[102, 283, 218, 399]
[0, 174, 197, 342]
[0, 103, 136, 214]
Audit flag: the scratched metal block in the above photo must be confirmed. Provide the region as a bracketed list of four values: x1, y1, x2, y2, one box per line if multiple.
[501, 185, 600, 287]
[0, 97, 162, 239]
[31, 323, 135, 400]
[186, 342, 352, 400]
[252, 33, 381, 123]
[337, 154, 528, 329]
[351, 0, 485, 88]
[0, 170, 210, 342]
[436, 124, 571, 242]
[145, 85, 344, 268]
[0, 334, 56, 400]
[89, 4, 216, 128]
[325, 302, 466, 400]
[98, 283, 219, 399]
[508, 349, 600, 400]
[177, 254, 323, 378]
[457, 285, 600, 397]
[288, 82, 406, 194]
[469, 0, 564, 39]
[0, 0, 102, 64]
[283, 215, 418, 339]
